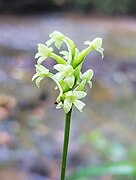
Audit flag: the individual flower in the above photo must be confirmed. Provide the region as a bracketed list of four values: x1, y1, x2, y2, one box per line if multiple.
[84, 38, 104, 59]
[32, 64, 49, 87]
[63, 90, 87, 113]
[73, 38, 104, 68]
[46, 31, 64, 49]
[35, 44, 53, 64]
[54, 64, 75, 88]
[81, 69, 94, 88]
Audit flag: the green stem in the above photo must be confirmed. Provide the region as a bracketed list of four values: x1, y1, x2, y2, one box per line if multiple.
[60, 108, 72, 180]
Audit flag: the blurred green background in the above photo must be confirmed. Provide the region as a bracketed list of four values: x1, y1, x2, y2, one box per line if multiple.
[0, 0, 136, 179]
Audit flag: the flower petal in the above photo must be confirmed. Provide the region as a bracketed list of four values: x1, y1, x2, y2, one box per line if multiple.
[74, 99, 85, 112]
[54, 64, 66, 72]
[35, 77, 44, 87]
[54, 72, 65, 81]
[92, 38, 102, 50]
[49, 31, 64, 39]
[65, 91, 73, 97]
[32, 73, 39, 81]
[65, 75, 75, 88]
[55, 41, 63, 49]
[84, 41, 91, 46]
[73, 91, 87, 99]
[88, 81, 92, 88]
[46, 39, 54, 47]
[37, 57, 47, 64]
[56, 102, 63, 109]
[37, 44, 52, 57]
[59, 51, 69, 61]
[82, 69, 93, 81]
[35, 64, 49, 74]
[35, 53, 41, 58]
[96, 48, 104, 59]
[63, 98, 72, 113]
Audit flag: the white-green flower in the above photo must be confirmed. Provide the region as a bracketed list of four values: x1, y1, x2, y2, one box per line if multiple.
[63, 90, 87, 113]
[35, 44, 53, 64]
[54, 64, 75, 88]
[32, 64, 49, 87]
[81, 69, 94, 88]
[46, 31, 64, 49]
[84, 38, 104, 59]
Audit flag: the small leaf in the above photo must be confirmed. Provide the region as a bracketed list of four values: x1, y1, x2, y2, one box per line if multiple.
[67, 163, 136, 180]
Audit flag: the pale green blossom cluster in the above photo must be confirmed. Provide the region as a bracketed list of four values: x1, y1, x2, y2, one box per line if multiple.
[32, 31, 104, 113]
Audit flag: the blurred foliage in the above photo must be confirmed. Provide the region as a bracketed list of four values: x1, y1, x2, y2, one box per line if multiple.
[90, 0, 132, 15]
[79, 130, 136, 162]
[67, 163, 136, 180]
[69, 0, 136, 15]
[67, 130, 136, 179]
[0, 0, 136, 15]
[67, 0, 136, 15]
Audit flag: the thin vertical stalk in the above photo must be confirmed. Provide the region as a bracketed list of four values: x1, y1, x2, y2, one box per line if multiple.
[60, 108, 72, 180]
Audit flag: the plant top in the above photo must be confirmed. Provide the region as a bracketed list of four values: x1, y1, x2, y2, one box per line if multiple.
[32, 31, 104, 113]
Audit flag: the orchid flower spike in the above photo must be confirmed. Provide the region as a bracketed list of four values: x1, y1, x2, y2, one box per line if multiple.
[33, 31, 104, 113]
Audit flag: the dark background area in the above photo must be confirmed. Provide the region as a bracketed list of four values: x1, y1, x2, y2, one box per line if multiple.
[0, 0, 136, 16]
